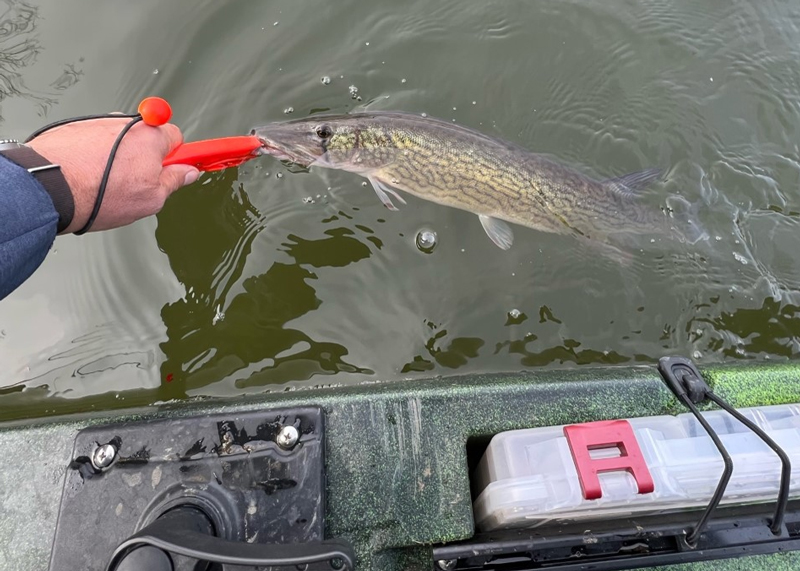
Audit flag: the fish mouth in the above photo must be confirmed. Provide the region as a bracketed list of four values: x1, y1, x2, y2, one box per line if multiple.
[253, 135, 316, 168]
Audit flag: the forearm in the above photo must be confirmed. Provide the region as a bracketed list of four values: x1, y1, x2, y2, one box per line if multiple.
[0, 155, 59, 300]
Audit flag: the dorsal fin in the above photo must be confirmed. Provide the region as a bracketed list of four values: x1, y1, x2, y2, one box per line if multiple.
[603, 168, 663, 197]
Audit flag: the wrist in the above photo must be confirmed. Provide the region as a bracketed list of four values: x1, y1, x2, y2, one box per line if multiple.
[0, 140, 76, 233]
[26, 139, 95, 233]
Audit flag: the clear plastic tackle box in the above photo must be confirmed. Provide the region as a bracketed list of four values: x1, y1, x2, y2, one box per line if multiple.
[473, 403, 800, 531]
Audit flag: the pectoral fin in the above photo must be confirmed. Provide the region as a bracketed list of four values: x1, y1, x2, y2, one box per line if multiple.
[479, 215, 514, 250]
[368, 176, 407, 211]
[379, 180, 407, 205]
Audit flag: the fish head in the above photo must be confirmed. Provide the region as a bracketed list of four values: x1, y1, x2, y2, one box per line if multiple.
[251, 114, 395, 172]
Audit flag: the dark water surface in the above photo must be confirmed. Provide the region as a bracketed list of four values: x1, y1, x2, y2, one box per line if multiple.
[2, 0, 800, 420]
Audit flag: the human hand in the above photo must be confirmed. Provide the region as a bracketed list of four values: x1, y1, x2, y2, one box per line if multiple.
[27, 118, 200, 234]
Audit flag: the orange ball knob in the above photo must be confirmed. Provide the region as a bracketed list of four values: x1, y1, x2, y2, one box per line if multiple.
[138, 97, 172, 126]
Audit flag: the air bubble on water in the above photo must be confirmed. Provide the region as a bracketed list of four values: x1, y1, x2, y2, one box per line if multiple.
[453, 107, 457, 111]
[461, 248, 465, 252]
[273, 21, 279, 26]
[650, 238, 655, 243]
[303, 196, 315, 204]
[715, 235, 722, 241]
[692, 350, 703, 359]
[695, 328, 703, 336]
[505, 308, 528, 326]
[361, 181, 368, 187]
[709, 77, 713, 82]
[401, 78, 407, 84]
[733, 252, 748, 265]
[316, 194, 321, 199]
[276, 172, 283, 179]
[357, 96, 362, 101]
[421, 113, 427, 118]
[349, 85, 359, 99]
[152, 68, 159, 75]
[415, 229, 438, 253]
[321, 76, 331, 85]
[472, 101, 477, 105]
[283, 107, 294, 114]
[365, 41, 370, 46]
[264, 172, 270, 177]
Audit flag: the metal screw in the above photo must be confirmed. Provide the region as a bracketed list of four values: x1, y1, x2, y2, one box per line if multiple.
[276, 425, 299, 450]
[91, 443, 117, 470]
[436, 560, 456, 571]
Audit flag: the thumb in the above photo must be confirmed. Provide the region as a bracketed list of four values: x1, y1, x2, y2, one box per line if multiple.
[159, 164, 200, 196]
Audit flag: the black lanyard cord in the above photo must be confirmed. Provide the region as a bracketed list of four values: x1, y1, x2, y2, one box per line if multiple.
[25, 112, 143, 234]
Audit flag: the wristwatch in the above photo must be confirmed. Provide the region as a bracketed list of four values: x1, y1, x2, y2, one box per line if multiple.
[0, 139, 74, 233]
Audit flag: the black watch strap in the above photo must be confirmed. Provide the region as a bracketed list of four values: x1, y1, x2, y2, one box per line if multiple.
[1, 144, 74, 233]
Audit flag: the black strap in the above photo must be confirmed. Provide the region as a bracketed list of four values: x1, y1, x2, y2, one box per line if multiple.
[2, 145, 74, 233]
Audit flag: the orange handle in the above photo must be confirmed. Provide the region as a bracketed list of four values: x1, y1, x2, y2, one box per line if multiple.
[137, 96, 264, 172]
[162, 136, 264, 172]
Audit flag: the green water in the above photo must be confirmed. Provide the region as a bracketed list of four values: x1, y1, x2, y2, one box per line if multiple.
[2, 0, 800, 420]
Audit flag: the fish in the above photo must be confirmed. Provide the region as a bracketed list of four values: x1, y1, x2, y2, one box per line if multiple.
[250, 111, 707, 255]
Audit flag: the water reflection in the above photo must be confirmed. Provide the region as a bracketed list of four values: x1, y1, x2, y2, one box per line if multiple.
[401, 320, 484, 373]
[694, 296, 800, 360]
[495, 334, 634, 368]
[0, 2, 82, 119]
[282, 227, 373, 268]
[155, 172, 375, 397]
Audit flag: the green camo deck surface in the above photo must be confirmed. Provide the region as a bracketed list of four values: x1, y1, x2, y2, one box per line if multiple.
[1, 361, 799, 570]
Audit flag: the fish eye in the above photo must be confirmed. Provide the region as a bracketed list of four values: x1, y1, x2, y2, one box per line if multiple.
[315, 124, 333, 139]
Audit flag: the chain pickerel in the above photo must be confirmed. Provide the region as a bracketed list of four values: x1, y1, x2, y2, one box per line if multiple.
[251, 112, 706, 254]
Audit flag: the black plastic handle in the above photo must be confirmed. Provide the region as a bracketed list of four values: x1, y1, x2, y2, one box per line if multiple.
[107, 506, 355, 571]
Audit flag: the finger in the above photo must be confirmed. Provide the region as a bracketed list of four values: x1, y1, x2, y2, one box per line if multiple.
[159, 164, 200, 197]
[154, 122, 184, 156]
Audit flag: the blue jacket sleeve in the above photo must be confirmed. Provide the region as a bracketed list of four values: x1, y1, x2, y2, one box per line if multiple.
[0, 155, 58, 300]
